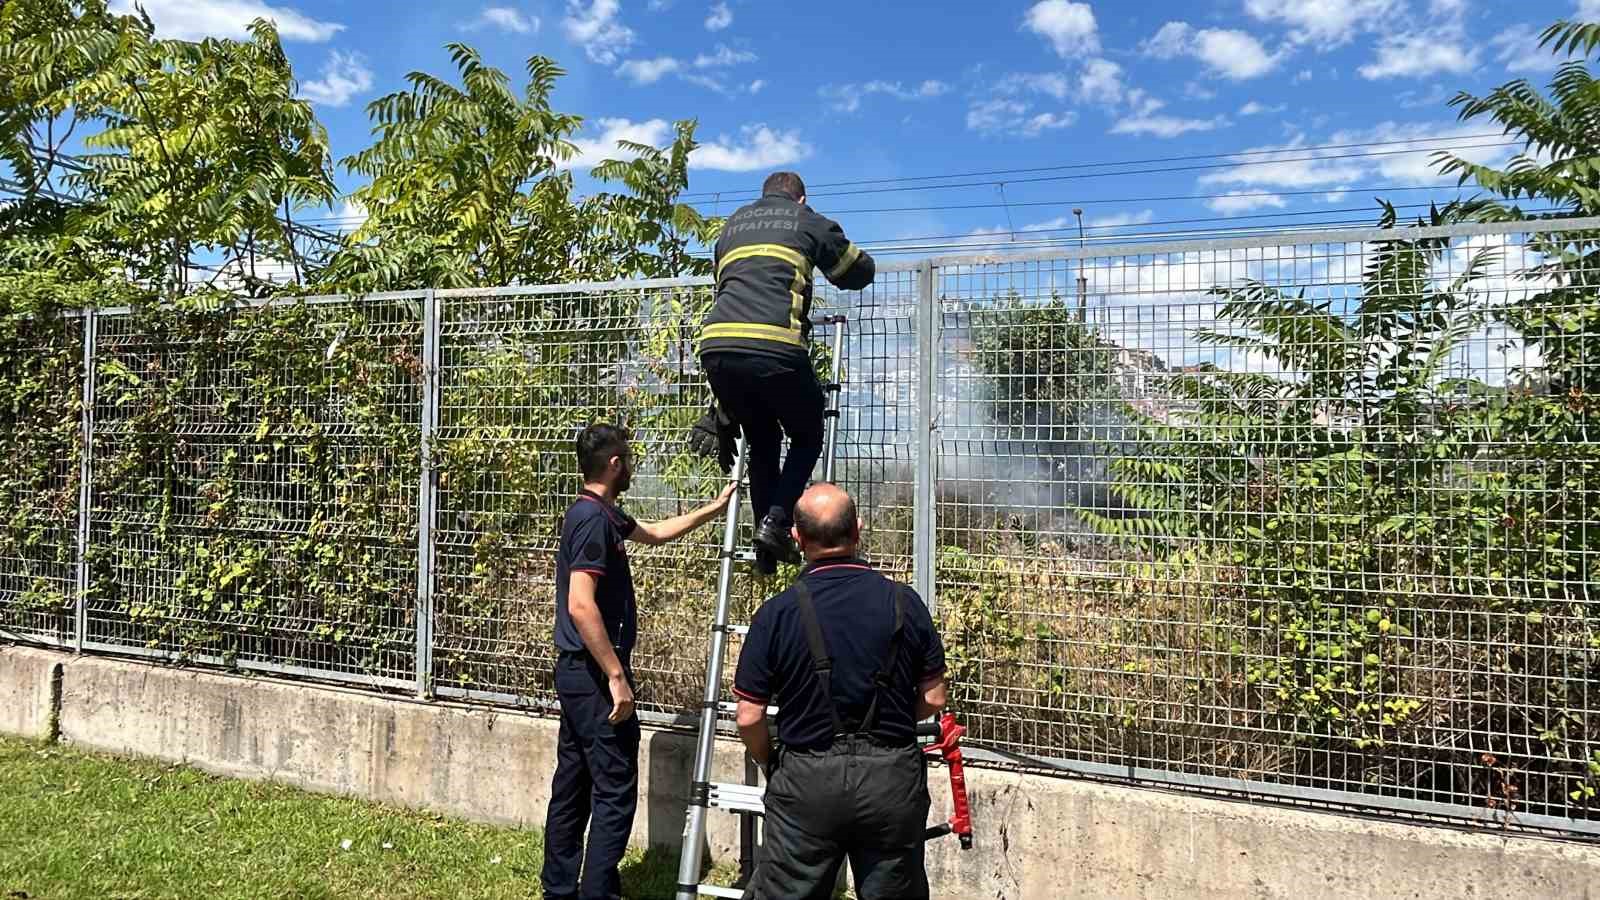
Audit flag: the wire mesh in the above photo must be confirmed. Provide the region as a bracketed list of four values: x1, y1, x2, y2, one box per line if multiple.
[80, 296, 425, 686]
[3, 217, 1597, 835]
[429, 275, 920, 718]
[931, 220, 1600, 826]
[0, 312, 82, 647]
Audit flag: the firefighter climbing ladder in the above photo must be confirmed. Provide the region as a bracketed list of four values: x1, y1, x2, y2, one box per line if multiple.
[674, 315, 849, 900]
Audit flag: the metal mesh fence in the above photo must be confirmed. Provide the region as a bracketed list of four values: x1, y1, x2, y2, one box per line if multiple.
[81, 295, 425, 686]
[428, 276, 920, 718]
[2, 217, 1598, 834]
[932, 220, 1600, 828]
[0, 312, 82, 647]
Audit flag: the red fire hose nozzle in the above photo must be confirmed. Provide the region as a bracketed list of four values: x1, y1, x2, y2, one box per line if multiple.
[919, 712, 974, 850]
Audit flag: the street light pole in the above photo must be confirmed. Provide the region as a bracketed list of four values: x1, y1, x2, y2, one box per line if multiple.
[1073, 208, 1087, 323]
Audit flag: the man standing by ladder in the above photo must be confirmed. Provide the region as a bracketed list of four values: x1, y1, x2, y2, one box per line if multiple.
[541, 423, 734, 900]
[731, 483, 948, 899]
[689, 172, 876, 574]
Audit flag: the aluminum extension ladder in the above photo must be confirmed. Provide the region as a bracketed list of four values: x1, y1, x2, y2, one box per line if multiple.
[675, 315, 848, 900]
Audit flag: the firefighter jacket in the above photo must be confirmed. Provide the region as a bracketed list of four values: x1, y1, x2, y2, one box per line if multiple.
[698, 193, 875, 360]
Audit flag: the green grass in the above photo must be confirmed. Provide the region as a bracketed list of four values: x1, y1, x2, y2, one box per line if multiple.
[0, 737, 735, 899]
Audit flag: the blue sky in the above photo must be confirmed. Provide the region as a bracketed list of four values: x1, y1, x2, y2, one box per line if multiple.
[112, 0, 1600, 255]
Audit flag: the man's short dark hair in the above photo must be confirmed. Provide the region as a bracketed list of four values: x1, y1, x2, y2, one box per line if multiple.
[576, 422, 631, 480]
[794, 485, 856, 546]
[762, 171, 805, 201]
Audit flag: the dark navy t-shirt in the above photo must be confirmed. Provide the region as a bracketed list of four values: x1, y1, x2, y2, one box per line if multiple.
[733, 557, 946, 751]
[554, 490, 639, 659]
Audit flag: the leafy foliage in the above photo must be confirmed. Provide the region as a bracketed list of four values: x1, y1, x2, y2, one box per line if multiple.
[326, 48, 718, 291]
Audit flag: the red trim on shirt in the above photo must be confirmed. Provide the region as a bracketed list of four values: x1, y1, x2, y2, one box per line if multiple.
[570, 567, 606, 576]
[732, 687, 769, 704]
[805, 563, 873, 575]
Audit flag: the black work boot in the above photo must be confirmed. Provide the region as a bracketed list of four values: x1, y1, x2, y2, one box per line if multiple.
[753, 511, 800, 566]
[753, 546, 778, 576]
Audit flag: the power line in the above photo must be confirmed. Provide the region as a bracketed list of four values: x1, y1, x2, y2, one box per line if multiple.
[290, 182, 1482, 227]
[840, 200, 1493, 248]
[678, 133, 1517, 200]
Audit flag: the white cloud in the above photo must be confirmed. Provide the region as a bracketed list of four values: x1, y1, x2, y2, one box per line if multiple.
[1292, 69, 1314, 83]
[1000, 72, 1074, 101]
[1110, 114, 1228, 138]
[616, 56, 681, 85]
[1493, 24, 1580, 73]
[694, 44, 757, 68]
[567, 119, 809, 172]
[1022, 112, 1077, 135]
[1359, 30, 1478, 79]
[461, 6, 539, 33]
[1429, 0, 1468, 14]
[298, 50, 372, 107]
[705, 2, 733, 30]
[108, 0, 343, 41]
[1079, 59, 1124, 104]
[565, 118, 672, 171]
[1583, 0, 1600, 19]
[966, 98, 1077, 136]
[747, 80, 766, 94]
[1185, 82, 1218, 101]
[1207, 191, 1289, 215]
[682, 73, 732, 94]
[969, 210, 1155, 241]
[1023, 0, 1100, 57]
[692, 125, 812, 171]
[562, 0, 634, 65]
[1143, 22, 1284, 81]
[1125, 89, 1165, 117]
[333, 198, 368, 234]
[1196, 122, 1515, 190]
[1242, 0, 1402, 47]
[1238, 101, 1286, 116]
[824, 80, 950, 113]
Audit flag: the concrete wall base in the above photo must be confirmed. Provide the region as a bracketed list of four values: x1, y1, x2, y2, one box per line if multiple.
[5, 647, 1599, 898]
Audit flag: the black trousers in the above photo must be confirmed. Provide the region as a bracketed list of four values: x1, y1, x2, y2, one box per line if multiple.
[744, 738, 931, 900]
[541, 653, 640, 900]
[702, 351, 826, 528]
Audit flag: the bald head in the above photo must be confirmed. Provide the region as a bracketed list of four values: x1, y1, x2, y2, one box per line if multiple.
[791, 483, 860, 560]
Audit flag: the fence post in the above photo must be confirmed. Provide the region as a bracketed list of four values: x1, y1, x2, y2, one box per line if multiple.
[74, 309, 97, 653]
[912, 263, 938, 614]
[414, 289, 440, 698]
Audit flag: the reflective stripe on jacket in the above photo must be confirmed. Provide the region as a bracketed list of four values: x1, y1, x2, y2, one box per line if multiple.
[699, 193, 875, 358]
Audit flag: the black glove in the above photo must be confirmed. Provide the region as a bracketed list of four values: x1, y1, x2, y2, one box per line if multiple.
[688, 401, 737, 474]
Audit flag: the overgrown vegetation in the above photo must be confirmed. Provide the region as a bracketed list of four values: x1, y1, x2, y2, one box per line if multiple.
[3, 0, 1600, 832]
[957, 21, 1600, 819]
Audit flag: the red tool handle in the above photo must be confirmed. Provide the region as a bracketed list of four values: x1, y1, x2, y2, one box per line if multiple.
[921, 712, 974, 849]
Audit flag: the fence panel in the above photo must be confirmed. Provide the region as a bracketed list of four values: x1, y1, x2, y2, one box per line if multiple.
[0, 311, 83, 648]
[3, 217, 1598, 836]
[428, 275, 922, 719]
[930, 219, 1600, 829]
[80, 295, 426, 687]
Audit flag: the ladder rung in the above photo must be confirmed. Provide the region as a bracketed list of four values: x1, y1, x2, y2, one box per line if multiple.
[707, 780, 766, 814]
[727, 623, 749, 636]
[697, 885, 744, 898]
[716, 700, 778, 715]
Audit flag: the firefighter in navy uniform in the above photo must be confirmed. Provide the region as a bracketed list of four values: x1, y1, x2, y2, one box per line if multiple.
[688, 171, 875, 573]
[732, 483, 948, 900]
[541, 423, 734, 900]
